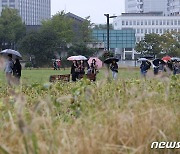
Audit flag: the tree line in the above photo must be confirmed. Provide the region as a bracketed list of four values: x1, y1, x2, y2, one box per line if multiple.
[135, 32, 180, 58]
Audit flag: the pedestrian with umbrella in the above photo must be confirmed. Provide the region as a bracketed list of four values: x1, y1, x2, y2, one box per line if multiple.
[152, 59, 166, 75]
[104, 57, 119, 79]
[71, 60, 78, 82]
[13, 59, 22, 85]
[138, 58, 151, 78]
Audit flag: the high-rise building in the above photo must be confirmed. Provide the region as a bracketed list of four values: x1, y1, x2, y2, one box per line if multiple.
[168, 0, 180, 16]
[0, 0, 51, 25]
[125, 0, 168, 15]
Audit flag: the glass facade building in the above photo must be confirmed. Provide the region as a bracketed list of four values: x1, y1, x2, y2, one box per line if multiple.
[92, 29, 135, 49]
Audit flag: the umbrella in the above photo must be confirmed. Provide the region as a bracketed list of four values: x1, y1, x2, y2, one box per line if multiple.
[141, 55, 154, 59]
[171, 57, 180, 62]
[162, 56, 171, 62]
[67, 55, 87, 61]
[88, 57, 103, 69]
[0, 49, 22, 59]
[104, 57, 119, 64]
[138, 58, 148, 62]
[152, 59, 166, 66]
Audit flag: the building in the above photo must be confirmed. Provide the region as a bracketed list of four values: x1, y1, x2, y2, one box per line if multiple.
[125, 0, 168, 15]
[65, 12, 85, 42]
[168, 0, 180, 16]
[0, 0, 51, 25]
[113, 12, 180, 43]
[92, 29, 136, 60]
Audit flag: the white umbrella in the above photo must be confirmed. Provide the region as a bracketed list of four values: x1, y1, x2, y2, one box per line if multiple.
[67, 55, 87, 61]
[138, 58, 148, 62]
[171, 57, 180, 61]
[0, 49, 22, 59]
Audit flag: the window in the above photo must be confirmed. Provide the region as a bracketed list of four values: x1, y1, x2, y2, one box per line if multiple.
[122, 20, 125, 25]
[130, 21, 132, 25]
[156, 20, 158, 25]
[148, 20, 151, 25]
[152, 21, 155, 25]
[137, 21, 140, 25]
[141, 21, 143, 25]
[163, 20, 166, 25]
[156, 29, 159, 33]
[160, 20, 162, 25]
[148, 29, 151, 33]
[167, 20, 169, 25]
[145, 29, 147, 33]
[145, 20, 147, 25]
[159, 29, 162, 33]
[133, 20, 136, 25]
[141, 29, 143, 33]
[137, 29, 140, 33]
[174, 20, 177, 25]
[126, 21, 128, 25]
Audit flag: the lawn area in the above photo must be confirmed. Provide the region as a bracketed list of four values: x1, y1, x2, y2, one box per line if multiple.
[0, 67, 140, 85]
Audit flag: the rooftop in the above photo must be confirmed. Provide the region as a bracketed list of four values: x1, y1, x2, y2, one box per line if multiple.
[121, 12, 164, 16]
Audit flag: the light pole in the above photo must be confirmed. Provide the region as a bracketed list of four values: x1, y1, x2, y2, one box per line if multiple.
[104, 14, 117, 51]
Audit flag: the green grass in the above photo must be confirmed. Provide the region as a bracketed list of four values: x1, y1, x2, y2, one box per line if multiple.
[0, 67, 140, 85]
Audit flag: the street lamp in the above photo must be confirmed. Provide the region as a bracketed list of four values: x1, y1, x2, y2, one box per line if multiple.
[104, 14, 117, 51]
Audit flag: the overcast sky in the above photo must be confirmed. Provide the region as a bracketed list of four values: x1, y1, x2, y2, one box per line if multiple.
[51, 0, 125, 24]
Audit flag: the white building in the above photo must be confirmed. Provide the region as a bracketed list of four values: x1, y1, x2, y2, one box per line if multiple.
[0, 0, 51, 25]
[125, 0, 168, 15]
[113, 12, 180, 42]
[168, 0, 180, 16]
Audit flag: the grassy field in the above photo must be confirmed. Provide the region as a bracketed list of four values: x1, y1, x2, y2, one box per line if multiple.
[1, 67, 140, 84]
[0, 68, 179, 154]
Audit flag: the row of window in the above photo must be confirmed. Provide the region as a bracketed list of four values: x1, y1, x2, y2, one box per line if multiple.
[121, 19, 180, 26]
[136, 28, 180, 34]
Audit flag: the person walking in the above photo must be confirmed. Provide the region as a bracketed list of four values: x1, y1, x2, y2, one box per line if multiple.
[4, 54, 14, 86]
[140, 61, 151, 78]
[90, 59, 98, 74]
[71, 60, 78, 81]
[53, 61, 57, 70]
[13, 59, 22, 84]
[110, 60, 118, 79]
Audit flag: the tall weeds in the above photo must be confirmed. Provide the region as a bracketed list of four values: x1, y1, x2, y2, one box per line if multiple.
[0, 76, 179, 154]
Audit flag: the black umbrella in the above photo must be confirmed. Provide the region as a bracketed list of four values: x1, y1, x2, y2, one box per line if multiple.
[104, 57, 119, 64]
[152, 59, 166, 66]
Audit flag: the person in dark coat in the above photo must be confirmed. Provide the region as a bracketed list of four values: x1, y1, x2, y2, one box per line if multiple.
[71, 60, 78, 81]
[140, 61, 151, 78]
[110, 60, 118, 79]
[13, 59, 22, 84]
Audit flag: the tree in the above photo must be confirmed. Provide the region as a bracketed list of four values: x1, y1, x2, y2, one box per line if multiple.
[19, 11, 74, 66]
[68, 43, 95, 58]
[0, 8, 26, 50]
[135, 40, 146, 55]
[160, 32, 180, 57]
[135, 33, 162, 57]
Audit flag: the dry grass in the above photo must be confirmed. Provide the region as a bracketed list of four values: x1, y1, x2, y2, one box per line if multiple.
[0, 72, 179, 154]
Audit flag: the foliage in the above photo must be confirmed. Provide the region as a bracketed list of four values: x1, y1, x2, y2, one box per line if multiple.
[160, 32, 180, 57]
[93, 24, 113, 30]
[0, 8, 26, 50]
[135, 32, 180, 57]
[67, 43, 96, 58]
[19, 11, 74, 66]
